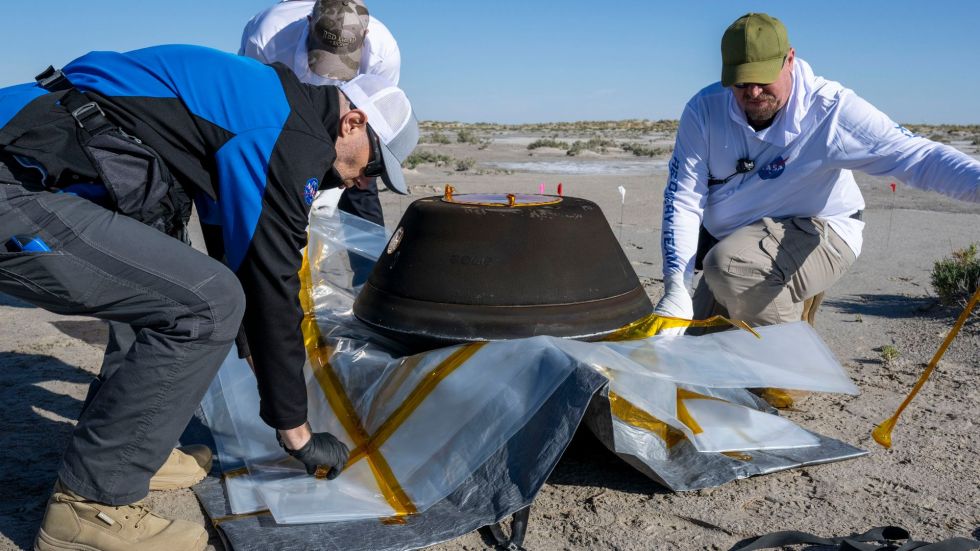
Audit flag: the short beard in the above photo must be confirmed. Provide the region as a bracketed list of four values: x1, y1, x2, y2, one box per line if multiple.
[744, 93, 780, 127]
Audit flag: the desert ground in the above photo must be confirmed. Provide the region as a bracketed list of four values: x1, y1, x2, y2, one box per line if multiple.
[1, 122, 977, 550]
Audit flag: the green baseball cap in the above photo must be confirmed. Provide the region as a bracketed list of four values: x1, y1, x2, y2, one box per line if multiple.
[721, 13, 790, 87]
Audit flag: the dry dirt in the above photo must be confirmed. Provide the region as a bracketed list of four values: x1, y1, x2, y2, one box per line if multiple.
[1, 128, 977, 550]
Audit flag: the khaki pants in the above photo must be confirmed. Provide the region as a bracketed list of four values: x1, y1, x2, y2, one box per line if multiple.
[694, 217, 855, 326]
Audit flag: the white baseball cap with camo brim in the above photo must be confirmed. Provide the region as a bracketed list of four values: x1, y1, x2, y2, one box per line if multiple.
[340, 74, 419, 195]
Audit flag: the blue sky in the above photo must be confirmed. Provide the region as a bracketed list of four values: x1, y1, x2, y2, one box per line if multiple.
[3, 1, 978, 124]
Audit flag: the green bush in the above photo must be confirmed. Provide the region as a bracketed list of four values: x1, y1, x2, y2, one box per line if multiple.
[404, 150, 454, 169]
[527, 138, 570, 150]
[879, 345, 900, 365]
[931, 243, 980, 313]
[456, 128, 480, 144]
[422, 132, 451, 144]
[621, 143, 673, 157]
[566, 137, 617, 156]
[455, 158, 476, 172]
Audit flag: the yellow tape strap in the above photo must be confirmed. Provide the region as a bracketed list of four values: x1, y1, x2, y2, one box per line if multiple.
[873, 284, 980, 448]
[674, 395, 703, 435]
[299, 249, 417, 516]
[608, 391, 685, 448]
[603, 313, 760, 341]
[348, 342, 487, 465]
[367, 354, 426, 424]
[720, 451, 753, 461]
[221, 467, 249, 480]
[210, 509, 272, 526]
[675, 387, 732, 434]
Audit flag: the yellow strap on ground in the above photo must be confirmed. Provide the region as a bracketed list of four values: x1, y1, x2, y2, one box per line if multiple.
[674, 388, 726, 435]
[348, 343, 486, 465]
[210, 509, 272, 526]
[603, 313, 759, 341]
[873, 285, 980, 448]
[299, 249, 418, 516]
[610, 387, 727, 441]
[608, 391, 685, 448]
[221, 467, 250, 480]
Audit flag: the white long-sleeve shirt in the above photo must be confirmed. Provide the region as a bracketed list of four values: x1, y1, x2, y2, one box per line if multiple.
[239, 0, 401, 86]
[662, 58, 979, 279]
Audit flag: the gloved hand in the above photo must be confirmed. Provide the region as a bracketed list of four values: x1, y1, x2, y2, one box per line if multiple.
[278, 430, 350, 479]
[653, 273, 694, 336]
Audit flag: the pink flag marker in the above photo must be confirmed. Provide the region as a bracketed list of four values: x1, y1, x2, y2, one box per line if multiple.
[539, 183, 545, 194]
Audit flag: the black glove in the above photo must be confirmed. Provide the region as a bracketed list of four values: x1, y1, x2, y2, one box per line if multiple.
[278, 431, 350, 479]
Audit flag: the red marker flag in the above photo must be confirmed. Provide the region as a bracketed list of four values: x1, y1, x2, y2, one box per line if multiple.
[557, 182, 563, 196]
[890, 182, 896, 193]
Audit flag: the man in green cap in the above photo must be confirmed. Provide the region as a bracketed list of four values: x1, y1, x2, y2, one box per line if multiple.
[654, 12, 979, 333]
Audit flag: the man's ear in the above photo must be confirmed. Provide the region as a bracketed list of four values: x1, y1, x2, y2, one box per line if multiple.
[339, 109, 368, 138]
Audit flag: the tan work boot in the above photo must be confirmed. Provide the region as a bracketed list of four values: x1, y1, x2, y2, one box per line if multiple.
[34, 481, 207, 551]
[149, 445, 213, 491]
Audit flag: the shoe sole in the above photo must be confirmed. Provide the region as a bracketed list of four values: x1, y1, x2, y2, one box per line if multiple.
[35, 527, 208, 551]
[35, 528, 101, 551]
[149, 457, 213, 491]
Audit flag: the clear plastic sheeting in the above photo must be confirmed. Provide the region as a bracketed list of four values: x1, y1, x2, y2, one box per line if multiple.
[200, 207, 864, 528]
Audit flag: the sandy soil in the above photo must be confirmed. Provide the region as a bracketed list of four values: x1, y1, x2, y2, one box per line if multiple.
[1, 127, 978, 550]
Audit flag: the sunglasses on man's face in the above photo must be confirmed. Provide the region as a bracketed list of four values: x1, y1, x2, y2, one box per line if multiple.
[348, 102, 386, 179]
[363, 124, 385, 179]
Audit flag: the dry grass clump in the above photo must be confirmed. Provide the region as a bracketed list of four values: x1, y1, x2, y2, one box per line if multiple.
[404, 150, 477, 172]
[527, 138, 570, 150]
[566, 137, 617, 156]
[420, 119, 680, 135]
[621, 143, 673, 157]
[420, 132, 451, 145]
[931, 243, 980, 319]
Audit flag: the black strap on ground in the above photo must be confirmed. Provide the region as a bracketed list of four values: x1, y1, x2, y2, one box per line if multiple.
[478, 506, 531, 551]
[729, 525, 980, 551]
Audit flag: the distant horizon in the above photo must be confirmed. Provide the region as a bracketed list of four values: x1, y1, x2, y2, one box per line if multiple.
[417, 119, 979, 127]
[2, 1, 979, 124]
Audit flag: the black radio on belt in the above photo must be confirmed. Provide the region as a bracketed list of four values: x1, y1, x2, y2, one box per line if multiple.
[707, 158, 755, 187]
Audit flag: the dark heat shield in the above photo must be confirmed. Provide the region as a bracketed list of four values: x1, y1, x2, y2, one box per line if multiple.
[353, 193, 653, 352]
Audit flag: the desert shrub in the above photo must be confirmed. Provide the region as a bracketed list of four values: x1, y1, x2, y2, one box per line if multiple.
[405, 150, 454, 169]
[455, 158, 476, 172]
[566, 137, 617, 156]
[422, 132, 451, 144]
[879, 345, 900, 365]
[456, 128, 481, 144]
[527, 138, 570, 150]
[931, 243, 980, 315]
[621, 143, 673, 157]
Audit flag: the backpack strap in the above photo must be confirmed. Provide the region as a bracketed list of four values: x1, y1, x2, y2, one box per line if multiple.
[35, 66, 116, 137]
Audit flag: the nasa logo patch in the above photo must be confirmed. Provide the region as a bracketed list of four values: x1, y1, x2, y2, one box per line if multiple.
[304, 178, 319, 205]
[759, 157, 786, 180]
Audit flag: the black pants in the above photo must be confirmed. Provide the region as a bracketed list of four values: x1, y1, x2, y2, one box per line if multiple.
[0, 181, 244, 505]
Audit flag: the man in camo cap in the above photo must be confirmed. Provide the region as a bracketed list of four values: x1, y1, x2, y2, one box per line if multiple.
[307, 0, 371, 81]
[240, 0, 401, 240]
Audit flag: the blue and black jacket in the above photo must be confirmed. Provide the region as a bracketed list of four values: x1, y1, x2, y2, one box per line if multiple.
[0, 45, 342, 429]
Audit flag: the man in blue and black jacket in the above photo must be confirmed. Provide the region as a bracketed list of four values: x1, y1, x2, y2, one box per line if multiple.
[0, 44, 418, 551]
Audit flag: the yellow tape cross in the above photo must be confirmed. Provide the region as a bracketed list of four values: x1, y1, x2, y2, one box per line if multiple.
[298, 248, 490, 518]
[299, 249, 417, 516]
